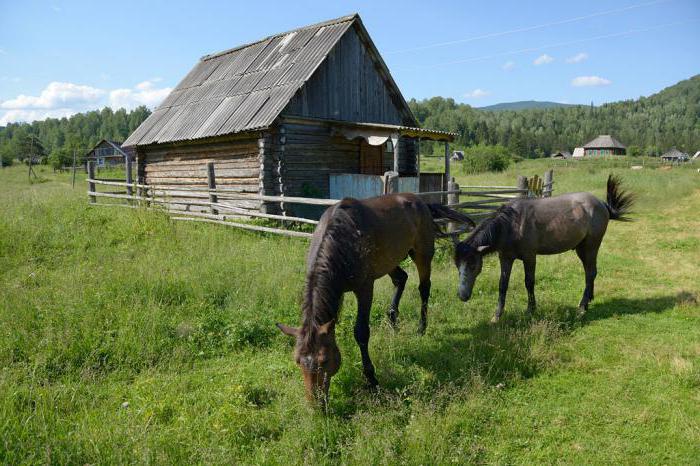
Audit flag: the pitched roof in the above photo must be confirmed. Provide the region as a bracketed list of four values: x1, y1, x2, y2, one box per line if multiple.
[551, 150, 572, 158]
[583, 135, 626, 149]
[660, 147, 688, 158]
[124, 14, 414, 147]
[86, 139, 128, 158]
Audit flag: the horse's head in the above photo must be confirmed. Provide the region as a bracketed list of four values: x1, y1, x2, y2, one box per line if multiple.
[454, 242, 489, 302]
[276, 320, 341, 407]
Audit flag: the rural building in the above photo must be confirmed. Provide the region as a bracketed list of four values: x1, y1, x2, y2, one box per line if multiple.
[550, 150, 571, 159]
[692, 150, 700, 160]
[123, 14, 454, 217]
[660, 148, 689, 163]
[582, 135, 626, 156]
[451, 150, 464, 161]
[86, 139, 133, 168]
[572, 147, 585, 158]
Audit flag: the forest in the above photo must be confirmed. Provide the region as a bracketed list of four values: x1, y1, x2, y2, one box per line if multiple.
[0, 74, 697, 167]
[411, 74, 700, 157]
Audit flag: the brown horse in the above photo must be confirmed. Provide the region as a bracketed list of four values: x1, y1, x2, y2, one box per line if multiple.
[454, 175, 634, 322]
[277, 193, 474, 406]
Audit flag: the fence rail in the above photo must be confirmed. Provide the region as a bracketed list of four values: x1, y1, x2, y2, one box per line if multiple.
[86, 160, 554, 239]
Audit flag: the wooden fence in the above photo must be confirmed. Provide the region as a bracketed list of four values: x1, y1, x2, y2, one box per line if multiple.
[86, 160, 553, 239]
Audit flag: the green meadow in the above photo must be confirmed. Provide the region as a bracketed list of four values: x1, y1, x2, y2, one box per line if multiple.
[1, 159, 698, 464]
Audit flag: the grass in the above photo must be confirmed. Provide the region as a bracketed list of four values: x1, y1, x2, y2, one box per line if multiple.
[1, 160, 699, 464]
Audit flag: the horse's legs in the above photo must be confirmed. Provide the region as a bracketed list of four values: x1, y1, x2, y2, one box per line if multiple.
[575, 242, 599, 315]
[353, 284, 378, 387]
[411, 251, 432, 335]
[387, 266, 408, 328]
[523, 256, 537, 315]
[493, 255, 515, 323]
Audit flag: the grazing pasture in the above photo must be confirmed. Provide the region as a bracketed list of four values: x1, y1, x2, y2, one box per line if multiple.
[0, 159, 698, 464]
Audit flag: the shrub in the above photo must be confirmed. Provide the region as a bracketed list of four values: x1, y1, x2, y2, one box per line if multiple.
[458, 144, 513, 174]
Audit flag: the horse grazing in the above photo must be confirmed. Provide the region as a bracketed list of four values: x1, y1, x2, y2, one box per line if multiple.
[277, 193, 474, 405]
[454, 174, 634, 322]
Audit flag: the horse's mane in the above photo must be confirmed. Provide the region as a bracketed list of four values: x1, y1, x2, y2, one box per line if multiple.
[298, 203, 361, 354]
[465, 204, 519, 251]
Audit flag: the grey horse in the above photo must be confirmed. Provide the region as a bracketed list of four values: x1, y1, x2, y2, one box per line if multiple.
[454, 174, 634, 322]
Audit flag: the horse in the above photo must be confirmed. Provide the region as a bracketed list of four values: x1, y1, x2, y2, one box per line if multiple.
[454, 174, 634, 323]
[276, 193, 474, 406]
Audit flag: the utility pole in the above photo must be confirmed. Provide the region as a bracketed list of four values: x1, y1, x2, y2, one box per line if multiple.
[71, 147, 77, 188]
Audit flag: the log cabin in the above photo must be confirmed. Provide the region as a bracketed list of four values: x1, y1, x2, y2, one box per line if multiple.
[123, 13, 455, 217]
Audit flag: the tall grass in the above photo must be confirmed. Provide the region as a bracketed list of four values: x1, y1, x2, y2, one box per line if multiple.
[0, 162, 698, 464]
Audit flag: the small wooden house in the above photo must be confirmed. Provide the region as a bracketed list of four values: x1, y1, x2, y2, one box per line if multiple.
[123, 14, 454, 216]
[86, 139, 133, 168]
[660, 148, 689, 163]
[550, 150, 571, 159]
[582, 135, 626, 156]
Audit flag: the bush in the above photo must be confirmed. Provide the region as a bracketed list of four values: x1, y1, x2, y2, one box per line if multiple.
[458, 144, 513, 174]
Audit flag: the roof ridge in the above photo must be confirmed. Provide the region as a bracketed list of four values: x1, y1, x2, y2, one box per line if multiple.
[201, 13, 358, 62]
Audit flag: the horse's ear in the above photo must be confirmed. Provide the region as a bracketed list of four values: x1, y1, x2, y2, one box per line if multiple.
[276, 323, 300, 337]
[477, 245, 489, 252]
[318, 319, 336, 335]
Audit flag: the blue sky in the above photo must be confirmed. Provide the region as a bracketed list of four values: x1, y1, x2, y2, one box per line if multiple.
[1, 0, 698, 124]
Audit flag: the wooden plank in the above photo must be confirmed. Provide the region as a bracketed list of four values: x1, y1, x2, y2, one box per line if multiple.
[172, 216, 312, 238]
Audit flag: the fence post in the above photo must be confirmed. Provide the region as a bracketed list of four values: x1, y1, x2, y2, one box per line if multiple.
[87, 161, 96, 204]
[207, 162, 218, 215]
[383, 171, 399, 194]
[125, 157, 133, 204]
[544, 169, 553, 197]
[517, 175, 528, 198]
[447, 177, 460, 233]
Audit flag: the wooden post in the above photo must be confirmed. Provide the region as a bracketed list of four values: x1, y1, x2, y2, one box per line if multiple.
[125, 156, 133, 203]
[544, 169, 553, 197]
[393, 134, 400, 174]
[447, 177, 460, 233]
[444, 141, 450, 204]
[383, 171, 399, 195]
[517, 175, 528, 198]
[87, 161, 96, 204]
[207, 162, 218, 215]
[71, 148, 77, 188]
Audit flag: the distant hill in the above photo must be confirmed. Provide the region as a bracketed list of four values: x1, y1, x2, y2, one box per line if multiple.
[478, 100, 579, 111]
[409, 74, 700, 156]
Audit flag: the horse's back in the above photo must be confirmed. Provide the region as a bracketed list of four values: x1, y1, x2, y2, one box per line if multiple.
[512, 192, 609, 254]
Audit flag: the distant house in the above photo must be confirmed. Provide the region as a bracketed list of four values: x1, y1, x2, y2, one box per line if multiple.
[86, 140, 133, 168]
[451, 150, 464, 161]
[693, 151, 700, 160]
[660, 148, 689, 163]
[572, 147, 585, 158]
[582, 135, 626, 156]
[550, 150, 571, 159]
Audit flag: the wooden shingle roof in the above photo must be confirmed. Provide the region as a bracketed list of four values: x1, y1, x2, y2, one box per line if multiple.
[124, 14, 415, 147]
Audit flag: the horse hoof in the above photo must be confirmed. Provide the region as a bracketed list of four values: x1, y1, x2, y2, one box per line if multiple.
[417, 323, 426, 335]
[490, 315, 501, 324]
[576, 307, 587, 318]
[387, 310, 398, 329]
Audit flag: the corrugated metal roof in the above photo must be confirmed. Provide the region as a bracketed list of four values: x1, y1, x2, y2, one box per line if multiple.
[583, 135, 627, 149]
[124, 14, 358, 147]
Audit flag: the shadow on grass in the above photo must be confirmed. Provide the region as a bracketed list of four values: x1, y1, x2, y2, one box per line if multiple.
[331, 291, 696, 416]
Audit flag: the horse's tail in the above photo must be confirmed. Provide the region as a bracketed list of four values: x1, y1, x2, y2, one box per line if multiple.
[605, 174, 634, 221]
[427, 203, 475, 237]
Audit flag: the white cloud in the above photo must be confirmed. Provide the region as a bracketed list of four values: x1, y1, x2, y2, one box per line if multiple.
[0, 80, 172, 125]
[571, 75, 612, 87]
[463, 88, 491, 99]
[566, 52, 589, 64]
[0, 82, 104, 110]
[109, 80, 172, 109]
[533, 54, 554, 65]
[502, 61, 515, 71]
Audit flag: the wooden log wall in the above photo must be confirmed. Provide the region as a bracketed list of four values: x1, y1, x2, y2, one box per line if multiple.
[138, 137, 262, 213]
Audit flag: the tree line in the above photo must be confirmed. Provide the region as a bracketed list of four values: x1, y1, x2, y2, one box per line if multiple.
[1, 75, 698, 168]
[410, 74, 700, 158]
[0, 106, 151, 168]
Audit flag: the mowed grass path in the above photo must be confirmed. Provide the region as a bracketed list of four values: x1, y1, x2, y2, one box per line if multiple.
[1, 161, 698, 464]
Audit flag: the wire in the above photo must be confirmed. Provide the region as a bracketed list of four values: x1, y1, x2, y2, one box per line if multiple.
[386, 0, 673, 55]
[393, 19, 698, 70]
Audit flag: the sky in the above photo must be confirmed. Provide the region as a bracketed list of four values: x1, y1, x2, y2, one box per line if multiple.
[0, 0, 698, 125]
